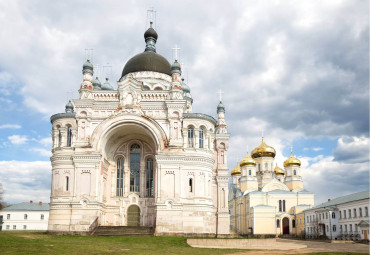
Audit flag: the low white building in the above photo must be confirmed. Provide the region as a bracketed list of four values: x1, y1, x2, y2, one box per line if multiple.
[304, 190, 369, 240]
[0, 201, 49, 231]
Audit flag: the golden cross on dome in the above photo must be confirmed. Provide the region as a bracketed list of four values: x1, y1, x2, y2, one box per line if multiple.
[172, 44, 181, 61]
[217, 89, 224, 101]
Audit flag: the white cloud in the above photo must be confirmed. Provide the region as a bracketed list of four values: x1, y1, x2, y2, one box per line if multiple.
[0, 124, 21, 129]
[333, 136, 369, 163]
[312, 147, 324, 151]
[38, 137, 52, 147]
[30, 148, 52, 157]
[8, 135, 28, 145]
[0, 161, 51, 204]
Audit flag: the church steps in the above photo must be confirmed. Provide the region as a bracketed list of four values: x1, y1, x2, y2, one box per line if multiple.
[93, 226, 153, 236]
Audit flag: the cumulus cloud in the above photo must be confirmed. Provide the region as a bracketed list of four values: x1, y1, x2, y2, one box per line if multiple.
[301, 154, 369, 205]
[0, 161, 51, 203]
[0, 124, 21, 129]
[333, 136, 369, 163]
[8, 135, 28, 145]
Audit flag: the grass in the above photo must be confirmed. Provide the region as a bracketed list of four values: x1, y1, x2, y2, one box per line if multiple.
[0, 231, 240, 255]
[0, 231, 367, 255]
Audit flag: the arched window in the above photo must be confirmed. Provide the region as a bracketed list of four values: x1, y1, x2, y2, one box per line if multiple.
[258, 164, 260, 171]
[249, 169, 251, 176]
[130, 144, 141, 192]
[199, 129, 204, 148]
[279, 200, 282, 212]
[67, 125, 72, 147]
[65, 176, 69, 191]
[277, 219, 280, 227]
[58, 129, 62, 147]
[283, 200, 286, 212]
[264, 163, 268, 170]
[189, 178, 193, 192]
[332, 212, 335, 219]
[293, 169, 296, 175]
[365, 207, 368, 216]
[116, 158, 124, 196]
[188, 127, 194, 147]
[146, 158, 154, 197]
[359, 208, 362, 217]
[333, 225, 336, 232]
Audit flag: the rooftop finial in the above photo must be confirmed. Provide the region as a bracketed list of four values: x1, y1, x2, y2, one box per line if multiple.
[290, 145, 293, 155]
[217, 88, 224, 101]
[262, 129, 264, 140]
[172, 44, 181, 61]
[147, 7, 156, 29]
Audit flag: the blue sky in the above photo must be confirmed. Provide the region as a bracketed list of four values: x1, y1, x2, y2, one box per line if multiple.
[0, 0, 368, 205]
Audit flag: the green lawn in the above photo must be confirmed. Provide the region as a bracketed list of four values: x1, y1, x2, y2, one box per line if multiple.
[0, 231, 367, 255]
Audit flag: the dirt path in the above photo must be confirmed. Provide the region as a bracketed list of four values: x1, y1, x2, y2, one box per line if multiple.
[225, 238, 369, 255]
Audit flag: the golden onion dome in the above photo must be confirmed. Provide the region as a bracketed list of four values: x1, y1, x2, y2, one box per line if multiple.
[283, 153, 301, 168]
[231, 164, 241, 176]
[274, 164, 285, 175]
[251, 137, 276, 158]
[240, 153, 256, 167]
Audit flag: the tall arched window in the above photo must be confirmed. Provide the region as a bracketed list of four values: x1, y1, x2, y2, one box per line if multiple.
[130, 144, 141, 192]
[189, 178, 193, 192]
[65, 176, 69, 191]
[293, 169, 297, 175]
[279, 200, 282, 212]
[146, 158, 154, 197]
[188, 127, 194, 147]
[58, 129, 62, 147]
[67, 126, 72, 147]
[116, 158, 124, 196]
[199, 129, 204, 148]
[249, 169, 251, 176]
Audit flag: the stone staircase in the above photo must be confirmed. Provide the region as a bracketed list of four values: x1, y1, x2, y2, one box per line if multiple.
[92, 226, 153, 236]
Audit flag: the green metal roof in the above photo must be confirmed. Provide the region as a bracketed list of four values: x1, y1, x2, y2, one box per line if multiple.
[312, 190, 369, 209]
[2, 202, 50, 211]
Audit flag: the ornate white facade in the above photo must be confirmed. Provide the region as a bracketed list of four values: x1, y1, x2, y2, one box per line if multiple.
[48, 25, 230, 236]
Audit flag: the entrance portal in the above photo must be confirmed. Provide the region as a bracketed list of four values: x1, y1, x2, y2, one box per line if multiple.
[127, 205, 140, 226]
[282, 217, 289, 234]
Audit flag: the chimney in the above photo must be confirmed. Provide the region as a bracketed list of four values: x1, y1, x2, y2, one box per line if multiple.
[39, 201, 42, 205]
[30, 200, 33, 203]
[328, 199, 331, 202]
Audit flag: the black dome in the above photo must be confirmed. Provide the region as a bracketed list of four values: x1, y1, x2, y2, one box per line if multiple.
[144, 27, 158, 40]
[121, 51, 171, 77]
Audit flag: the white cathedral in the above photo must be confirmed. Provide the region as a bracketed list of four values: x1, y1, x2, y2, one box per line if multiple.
[48, 23, 230, 236]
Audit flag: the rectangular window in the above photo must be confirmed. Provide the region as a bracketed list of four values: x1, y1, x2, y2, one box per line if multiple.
[23, 225, 27, 230]
[344, 210, 346, 218]
[283, 200, 286, 212]
[189, 178, 193, 193]
[41, 214, 44, 220]
[24, 214, 27, 220]
[354, 209, 357, 218]
[7, 214, 10, 220]
[348, 209, 351, 218]
[339, 211, 342, 219]
[359, 208, 362, 217]
[13, 225, 16, 230]
[6, 225, 9, 230]
[365, 207, 368, 216]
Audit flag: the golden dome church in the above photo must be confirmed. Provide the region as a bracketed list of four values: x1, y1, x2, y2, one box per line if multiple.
[229, 138, 314, 236]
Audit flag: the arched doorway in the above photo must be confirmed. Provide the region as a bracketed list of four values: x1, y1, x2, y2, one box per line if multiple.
[282, 217, 289, 234]
[127, 205, 140, 226]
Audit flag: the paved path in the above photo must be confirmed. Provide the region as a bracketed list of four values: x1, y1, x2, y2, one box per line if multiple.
[226, 238, 369, 254]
